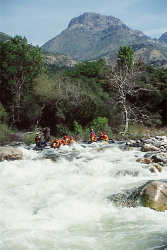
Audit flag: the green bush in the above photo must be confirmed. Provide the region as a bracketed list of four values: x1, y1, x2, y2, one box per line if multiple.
[73, 120, 83, 138]
[24, 132, 36, 145]
[0, 124, 12, 145]
[0, 103, 8, 123]
[56, 124, 71, 137]
[90, 117, 110, 133]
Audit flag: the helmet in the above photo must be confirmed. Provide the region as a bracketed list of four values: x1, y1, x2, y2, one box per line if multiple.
[70, 136, 73, 139]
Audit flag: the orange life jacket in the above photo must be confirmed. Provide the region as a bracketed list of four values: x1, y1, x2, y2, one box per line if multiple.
[51, 138, 60, 148]
[103, 134, 109, 141]
[90, 135, 97, 142]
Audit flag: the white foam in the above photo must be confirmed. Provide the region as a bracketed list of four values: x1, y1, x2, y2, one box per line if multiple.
[0, 143, 166, 249]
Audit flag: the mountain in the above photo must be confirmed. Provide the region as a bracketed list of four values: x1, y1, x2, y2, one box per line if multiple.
[43, 51, 78, 68]
[0, 32, 11, 42]
[159, 32, 167, 44]
[42, 12, 167, 65]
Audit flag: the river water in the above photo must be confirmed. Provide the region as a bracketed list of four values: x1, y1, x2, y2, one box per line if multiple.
[0, 142, 167, 250]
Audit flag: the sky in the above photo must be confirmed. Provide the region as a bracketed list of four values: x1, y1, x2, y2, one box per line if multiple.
[1, 0, 167, 46]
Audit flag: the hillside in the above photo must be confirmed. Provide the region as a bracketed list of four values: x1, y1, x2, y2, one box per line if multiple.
[0, 32, 11, 42]
[42, 12, 167, 65]
[43, 51, 78, 68]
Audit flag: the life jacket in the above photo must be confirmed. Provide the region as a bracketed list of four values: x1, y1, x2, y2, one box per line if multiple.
[51, 138, 60, 148]
[35, 135, 40, 142]
[103, 134, 109, 141]
[60, 139, 65, 146]
[90, 135, 97, 142]
[64, 136, 70, 145]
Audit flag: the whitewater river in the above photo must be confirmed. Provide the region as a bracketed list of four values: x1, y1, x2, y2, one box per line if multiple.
[0, 142, 167, 250]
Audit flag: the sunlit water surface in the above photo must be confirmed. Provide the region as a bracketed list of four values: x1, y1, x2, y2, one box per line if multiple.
[0, 142, 167, 250]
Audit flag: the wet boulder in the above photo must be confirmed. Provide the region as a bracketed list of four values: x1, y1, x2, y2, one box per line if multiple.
[151, 153, 167, 164]
[0, 146, 23, 161]
[108, 180, 167, 211]
[140, 181, 167, 211]
[148, 164, 162, 173]
[136, 158, 153, 164]
[141, 144, 159, 152]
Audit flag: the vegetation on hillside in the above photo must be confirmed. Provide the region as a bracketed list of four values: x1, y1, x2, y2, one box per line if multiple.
[0, 35, 167, 143]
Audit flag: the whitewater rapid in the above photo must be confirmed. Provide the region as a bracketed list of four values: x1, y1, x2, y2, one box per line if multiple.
[0, 142, 167, 250]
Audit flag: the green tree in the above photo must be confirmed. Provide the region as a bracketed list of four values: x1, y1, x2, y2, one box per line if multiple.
[117, 46, 134, 70]
[0, 35, 45, 126]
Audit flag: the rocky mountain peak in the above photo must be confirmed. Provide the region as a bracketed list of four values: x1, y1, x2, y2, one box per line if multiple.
[42, 12, 167, 66]
[68, 12, 124, 30]
[159, 32, 167, 44]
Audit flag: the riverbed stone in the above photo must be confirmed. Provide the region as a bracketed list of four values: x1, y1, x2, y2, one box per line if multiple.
[136, 158, 153, 164]
[0, 146, 23, 161]
[151, 153, 167, 164]
[141, 144, 159, 152]
[141, 181, 167, 211]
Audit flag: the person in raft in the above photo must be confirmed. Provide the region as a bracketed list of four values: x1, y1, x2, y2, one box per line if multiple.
[63, 135, 70, 145]
[98, 131, 109, 141]
[51, 138, 61, 148]
[102, 131, 109, 141]
[90, 129, 97, 142]
[35, 132, 42, 147]
[42, 127, 51, 145]
[69, 136, 76, 144]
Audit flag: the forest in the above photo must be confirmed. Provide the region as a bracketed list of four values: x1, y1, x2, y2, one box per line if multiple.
[0, 36, 167, 143]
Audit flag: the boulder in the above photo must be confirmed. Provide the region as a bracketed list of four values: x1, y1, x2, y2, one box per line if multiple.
[136, 157, 153, 164]
[141, 144, 159, 152]
[141, 181, 167, 211]
[151, 153, 167, 164]
[0, 146, 23, 161]
[149, 164, 162, 173]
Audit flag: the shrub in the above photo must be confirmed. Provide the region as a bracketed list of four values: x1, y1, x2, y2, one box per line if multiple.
[0, 124, 13, 145]
[73, 120, 83, 138]
[24, 132, 36, 145]
[90, 117, 111, 134]
[0, 103, 8, 123]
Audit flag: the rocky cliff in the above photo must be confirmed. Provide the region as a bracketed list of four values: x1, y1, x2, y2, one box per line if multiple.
[42, 12, 167, 66]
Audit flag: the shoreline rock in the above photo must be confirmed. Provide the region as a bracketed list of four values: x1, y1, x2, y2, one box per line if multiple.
[0, 146, 23, 161]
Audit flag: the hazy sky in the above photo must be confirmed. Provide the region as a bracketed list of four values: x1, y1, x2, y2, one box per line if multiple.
[1, 0, 167, 46]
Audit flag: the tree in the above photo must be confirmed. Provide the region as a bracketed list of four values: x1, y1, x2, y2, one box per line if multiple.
[108, 46, 146, 134]
[117, 46, 134, 70]
[0, 35, 45, 126]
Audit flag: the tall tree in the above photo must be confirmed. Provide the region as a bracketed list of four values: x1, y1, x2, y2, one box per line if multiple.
[0, 36, 45, 126]
[108, 46, 145, 134]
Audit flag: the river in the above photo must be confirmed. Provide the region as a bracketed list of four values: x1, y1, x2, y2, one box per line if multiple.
[0, 142, 167, 250]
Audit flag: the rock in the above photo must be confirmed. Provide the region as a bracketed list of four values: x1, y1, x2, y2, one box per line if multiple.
[136, 158, 152, 164]
[109, 180, 167, 211]
[141, 144, 159, 152]
[141, 181, 167, 211]
[149, 167, 156, 173]
[143, 158, 153, 164]
[0, 146, 23, 161]
[149, 164, 162, 173]
[126, 140, 143, 147]
[151, 153, 167, 164]
[154, 164, 162, 172]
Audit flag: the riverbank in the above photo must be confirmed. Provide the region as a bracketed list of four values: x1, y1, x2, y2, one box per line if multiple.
[0, 125, 167, 146]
